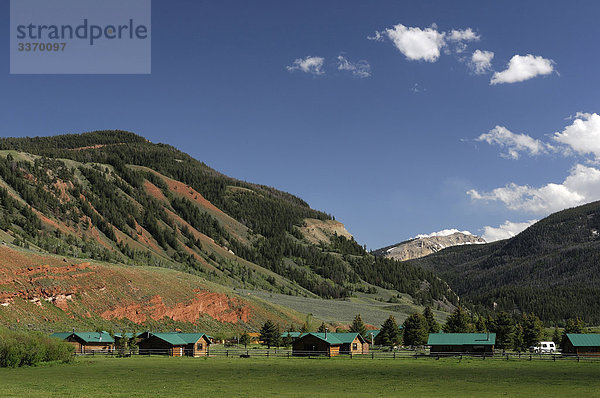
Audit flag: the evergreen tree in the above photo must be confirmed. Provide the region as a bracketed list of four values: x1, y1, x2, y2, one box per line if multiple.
[560, 318, 586, 348]
[317, 322, 327, 333]
[491, 312, 515, 350]
[349, 314, 367, 336]
[443, 307, 473, 333]
[423, 306, 440, 333]
[259, 320, 281, 348]
[380, 315, 402, 348]
[552, 327, 561, 346]
[513, 324, 525, 352]
[239, 332, 251, 349]
[474, 316, 486, 332]
[402, 313, 429, 346]
[521, 313, 543, 348]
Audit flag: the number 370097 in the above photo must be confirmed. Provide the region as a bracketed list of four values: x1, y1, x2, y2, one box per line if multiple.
[18, 43, 66, 52]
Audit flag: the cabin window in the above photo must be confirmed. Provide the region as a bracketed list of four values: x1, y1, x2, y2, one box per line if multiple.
[197, 343, 203, 350]
[352, 343, 358, 350]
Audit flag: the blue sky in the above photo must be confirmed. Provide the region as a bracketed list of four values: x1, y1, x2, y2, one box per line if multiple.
[2, 0, 600, 248]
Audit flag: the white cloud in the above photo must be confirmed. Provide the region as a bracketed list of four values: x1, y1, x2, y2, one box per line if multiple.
[490, 54, 555, 85]
[469, 49, 494, 74]
[554, 113, 600, 160]
[382, 24, 446, 62]
[477, 125, 553, 159]
[468, 164, 600, 214]
[286, 56, 325, 75]
[447, 28, 480, 42]
[481, 220, 537, 242]
[337, 56, 371, 78]
[414, 228, 474, 239]
[370, 24, 481, 62]
[367, 31, 384, 42]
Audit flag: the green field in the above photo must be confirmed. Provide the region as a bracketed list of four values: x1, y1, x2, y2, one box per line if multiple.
[0, 356, 599, 397]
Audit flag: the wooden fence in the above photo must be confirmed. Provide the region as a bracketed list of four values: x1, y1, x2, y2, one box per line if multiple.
[74, 347, 600, 362]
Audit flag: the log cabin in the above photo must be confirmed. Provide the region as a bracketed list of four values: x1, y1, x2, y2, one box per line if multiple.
[292, 332, 369, 357]
[138, 332, 211, 357]
[51, 331, 114, 353]
[563, 334, 600, 356]
[427, 333, 496, 355]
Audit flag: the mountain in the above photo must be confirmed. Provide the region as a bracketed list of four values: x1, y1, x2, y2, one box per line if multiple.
[0, 244, 303, 334]
[374, 231, 486, 261]
[0, 130, 457, 329]
[401, 201, 600, 325]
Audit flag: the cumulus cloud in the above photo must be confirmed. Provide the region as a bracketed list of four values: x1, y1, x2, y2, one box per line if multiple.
[477, 125, 553, 159]
[481, 220, 537, 242]
[383, 24, 446, 62]
[469, 49, 494, 74]
[468, 164, 600, 214]
[370, 24, 481, 62]
[554, 113, 600, 160]
[490, 54, 555, 85]
[447, 28, 480, 42]
[337, 56, 371, 78]
[414, 228, 474, 239]
[286, 56, 325, 75]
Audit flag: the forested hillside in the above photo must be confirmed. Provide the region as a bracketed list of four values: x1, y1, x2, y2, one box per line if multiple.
[0, 130, 457, 311]
[402, 201, 600, 324]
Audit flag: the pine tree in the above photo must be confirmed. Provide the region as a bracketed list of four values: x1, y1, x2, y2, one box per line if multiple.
[552, 327, 561, 346]
[560, 318, 586, 348]
[522, 313, 543, 348]
[423, 306, 440, 333]
[513, 324, 525, 352]
[259, 320, 281, 348]
[240, 332, 251, 348]
[380, 315, 401, 348]
[402, 313, 429, 346]
[492, 312, 515, 350]
[317, 322, 327, 333]
[349, 314, 367, 336]
[443, 307, 473, 333]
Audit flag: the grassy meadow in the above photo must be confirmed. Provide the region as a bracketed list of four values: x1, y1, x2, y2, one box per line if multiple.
[0, 356, 599, 397]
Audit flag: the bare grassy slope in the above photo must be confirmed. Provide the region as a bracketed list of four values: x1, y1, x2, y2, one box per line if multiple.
[0, 245, 303, 334]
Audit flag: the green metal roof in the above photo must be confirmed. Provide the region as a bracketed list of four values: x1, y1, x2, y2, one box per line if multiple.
[365, 330, 380, 339]
[299, 332, 365, 345]
[567, 334, 600, 347]
[50, 332, 73, 340]
[50, 332, 114, 343]
[150, 332, 209, 346]
[427, 333, 496, 346]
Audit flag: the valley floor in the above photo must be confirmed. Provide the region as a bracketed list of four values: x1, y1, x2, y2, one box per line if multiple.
[0, 356, 599, 397]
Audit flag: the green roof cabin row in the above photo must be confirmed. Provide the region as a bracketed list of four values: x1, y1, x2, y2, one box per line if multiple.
[563, 334, 600, 356]
[51, 331, 211, 357]
[427, 333, 496, 355]
[292, 332, 369, 356]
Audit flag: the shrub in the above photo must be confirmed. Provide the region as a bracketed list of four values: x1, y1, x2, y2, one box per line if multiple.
[0, 329, 73, 368]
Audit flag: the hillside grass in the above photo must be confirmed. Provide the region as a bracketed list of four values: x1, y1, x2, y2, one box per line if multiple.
[0, 356, 598, 397]
[241, 289, 447, 327]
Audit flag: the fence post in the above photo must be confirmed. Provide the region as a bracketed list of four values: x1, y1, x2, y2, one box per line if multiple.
[226, 350, 228, 358]
[267, 350, 269, 358]
[553, 354, 556, 362]
[372, 352, 374, 360]
[393, 352, 396, 359]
